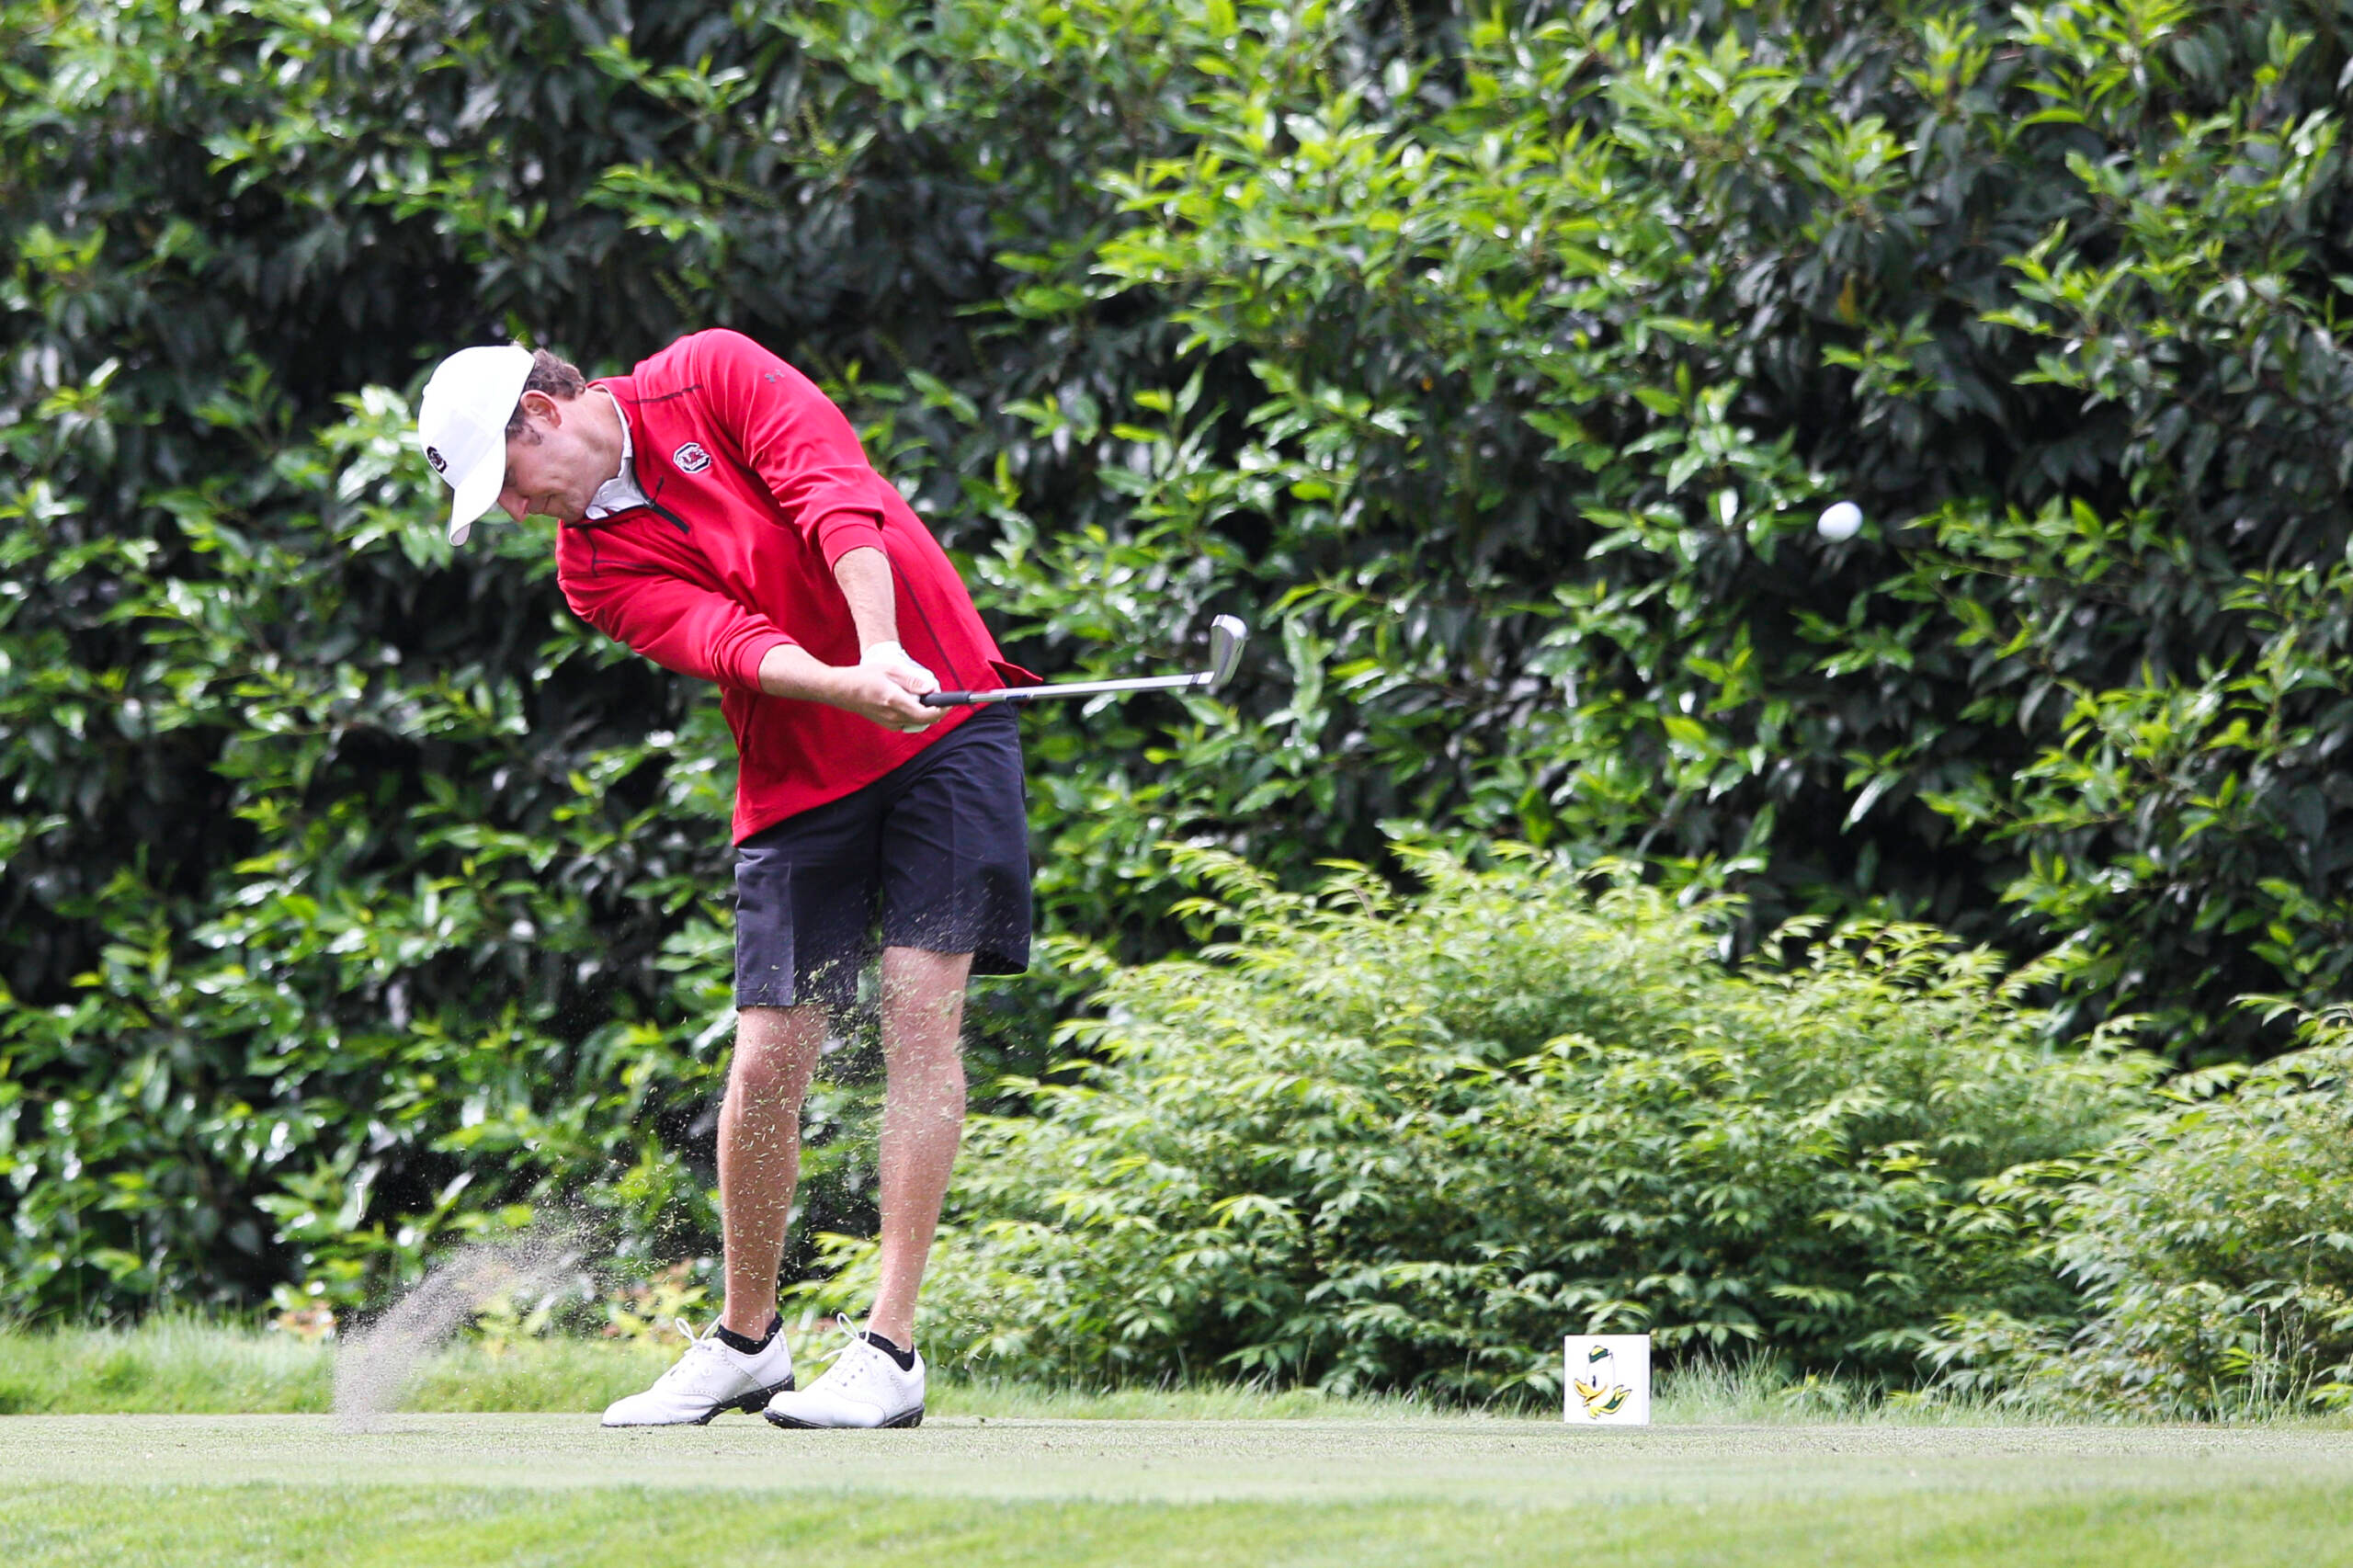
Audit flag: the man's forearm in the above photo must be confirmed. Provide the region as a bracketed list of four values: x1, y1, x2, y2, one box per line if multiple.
[756, 641, 853, 703]
[757, 544, 938, 731]
[751, 541, 896, 697]
[833, 546, 897, 651]
[756, 637, 939, 732]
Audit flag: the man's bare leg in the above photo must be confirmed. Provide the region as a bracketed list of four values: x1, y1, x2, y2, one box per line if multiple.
[867, 945, 973, 1346]
[718, 1003, 828, 1338]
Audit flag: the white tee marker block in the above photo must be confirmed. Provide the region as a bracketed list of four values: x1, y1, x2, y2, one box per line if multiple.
[1563, 1334, 1651, 1426]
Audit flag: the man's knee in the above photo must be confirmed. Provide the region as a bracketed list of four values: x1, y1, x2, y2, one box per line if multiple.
[733, 1004, 827, 1092]
[880, 946, 974, 997]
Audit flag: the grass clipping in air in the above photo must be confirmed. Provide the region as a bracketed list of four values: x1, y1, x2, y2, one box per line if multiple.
[333, 1227, 592, 1429]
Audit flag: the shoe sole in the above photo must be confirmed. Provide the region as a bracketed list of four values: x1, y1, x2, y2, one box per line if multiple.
[600, 1375, 796, 1429]
[762, 1405, 923, 1430]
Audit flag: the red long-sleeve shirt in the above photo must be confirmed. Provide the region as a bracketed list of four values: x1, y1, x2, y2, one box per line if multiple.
[554, 329, 1025, 842]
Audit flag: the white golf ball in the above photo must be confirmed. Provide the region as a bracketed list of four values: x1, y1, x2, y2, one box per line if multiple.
[1817, 501, 1863, 541]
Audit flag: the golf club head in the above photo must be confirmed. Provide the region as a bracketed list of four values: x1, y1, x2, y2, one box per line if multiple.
[1205, 615, 1247, 690]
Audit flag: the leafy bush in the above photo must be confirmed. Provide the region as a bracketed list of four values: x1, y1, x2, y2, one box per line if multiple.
[801, 849, 2154, 1402]
[1927, 1011, 2353, 1419]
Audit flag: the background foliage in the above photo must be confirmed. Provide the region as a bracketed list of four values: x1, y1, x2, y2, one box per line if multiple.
[7, 0, 2353, 1367]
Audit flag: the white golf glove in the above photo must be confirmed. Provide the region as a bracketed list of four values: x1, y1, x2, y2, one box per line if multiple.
[858, 640, 940, 697]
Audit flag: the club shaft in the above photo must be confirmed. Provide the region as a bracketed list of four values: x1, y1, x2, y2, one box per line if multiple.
[921, 671, 1211, 708]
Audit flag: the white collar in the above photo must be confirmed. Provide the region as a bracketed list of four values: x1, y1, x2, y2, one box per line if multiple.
[584, 387, 649, 520]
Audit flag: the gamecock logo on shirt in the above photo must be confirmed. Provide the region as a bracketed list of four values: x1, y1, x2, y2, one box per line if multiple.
[673, 441, 712, 474]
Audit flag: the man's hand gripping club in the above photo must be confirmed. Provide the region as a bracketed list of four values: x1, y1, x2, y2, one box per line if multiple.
[753, 547, 941, 731]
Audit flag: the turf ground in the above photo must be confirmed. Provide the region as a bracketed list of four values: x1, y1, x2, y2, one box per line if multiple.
[5, 1414, 2350, 1565]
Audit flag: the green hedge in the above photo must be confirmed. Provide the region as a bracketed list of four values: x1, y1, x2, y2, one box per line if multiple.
[1928, 1009, 2353, 1418]
[799, 850, 2154, 1400]
[10, 0, 2353, 1321]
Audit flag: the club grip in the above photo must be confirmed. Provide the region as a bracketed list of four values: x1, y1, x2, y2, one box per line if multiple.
[921, 691, 976, 708]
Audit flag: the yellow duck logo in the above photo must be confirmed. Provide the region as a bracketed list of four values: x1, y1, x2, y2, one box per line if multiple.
[1573, 1343, 1633, 1418]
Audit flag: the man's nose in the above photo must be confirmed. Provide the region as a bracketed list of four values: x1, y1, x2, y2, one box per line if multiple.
[499, 487, 528, 524]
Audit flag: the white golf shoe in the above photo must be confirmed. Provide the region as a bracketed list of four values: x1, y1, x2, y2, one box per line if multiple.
[600, 1317, 794, 1427]
[763, 1318, 925, 1429]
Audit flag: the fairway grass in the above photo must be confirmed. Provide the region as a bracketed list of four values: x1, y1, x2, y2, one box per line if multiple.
[5, 1416, 2353, 1566]
[7, 1328, 2352, 1564]
[7, 1481, 2353, 1568]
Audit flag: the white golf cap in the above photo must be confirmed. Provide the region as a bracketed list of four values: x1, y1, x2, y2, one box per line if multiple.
[417, 344, 533, 545]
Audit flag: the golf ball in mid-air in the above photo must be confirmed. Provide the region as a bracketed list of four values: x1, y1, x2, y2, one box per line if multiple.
[1817, 501, 1863, 541]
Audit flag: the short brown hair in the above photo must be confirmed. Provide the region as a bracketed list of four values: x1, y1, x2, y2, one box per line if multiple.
[504, 347, 587, 437]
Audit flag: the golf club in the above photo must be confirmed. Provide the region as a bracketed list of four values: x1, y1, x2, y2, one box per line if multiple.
[921, 614, 1248, 708]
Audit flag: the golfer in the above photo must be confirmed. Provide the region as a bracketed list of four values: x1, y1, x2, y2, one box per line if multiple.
[415, 331, 1034, 1429]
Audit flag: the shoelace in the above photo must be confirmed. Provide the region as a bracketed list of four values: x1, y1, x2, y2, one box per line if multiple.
[803, 1312, 854, 1367]
[809, 1314, 897, 1397]
[654, 1317, 731, 1386]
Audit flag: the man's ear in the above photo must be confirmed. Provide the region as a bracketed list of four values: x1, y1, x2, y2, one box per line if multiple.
[517, 389, 564, 427]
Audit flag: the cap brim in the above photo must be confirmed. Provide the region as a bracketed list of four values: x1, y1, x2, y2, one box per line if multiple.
[429, 344, 531, 547]
[446, 451, 506, 547]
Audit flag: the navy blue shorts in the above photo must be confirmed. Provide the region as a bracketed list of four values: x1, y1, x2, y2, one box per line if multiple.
[733, 707, 1031, 1011]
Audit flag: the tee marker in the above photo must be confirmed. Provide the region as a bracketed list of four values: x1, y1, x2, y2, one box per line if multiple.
[1563, 1334, 1651, 1426]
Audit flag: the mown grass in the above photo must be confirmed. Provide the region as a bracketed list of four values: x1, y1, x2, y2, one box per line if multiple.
[12, 1324, 2352, 1568]
[7, 1479, 2353, 1568]
[0, 1317, 2271, 1424]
